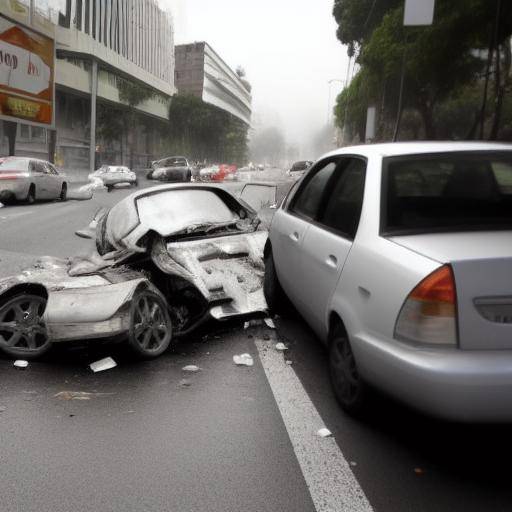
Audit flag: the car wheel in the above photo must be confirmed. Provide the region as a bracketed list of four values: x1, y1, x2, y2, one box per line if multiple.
[60, 183, 67, 201]
[146, 171, 154, 180]
[329, 326, 367, 415]
[127, 290, 172, 359]
[0, 294, 52, 359]
[133, 179, 138, 187]
[264, 249, 289, 315]
[25, 185, 35, 204]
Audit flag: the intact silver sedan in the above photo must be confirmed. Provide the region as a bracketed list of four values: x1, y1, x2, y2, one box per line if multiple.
[265, 142, 512, 421]
[0, 157, 67, 203]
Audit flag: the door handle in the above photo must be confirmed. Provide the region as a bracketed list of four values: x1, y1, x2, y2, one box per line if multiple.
[289, 232, 299, 242]
[325, 255, 338, 268]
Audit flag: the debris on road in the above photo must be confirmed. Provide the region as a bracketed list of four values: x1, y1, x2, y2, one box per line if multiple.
[179, 379, 192, 387]
[275, 342, 288, 351]
[0, 406, 6, 412]
[350, 461, 358, 467]
[0, 202, 3, 209]
[264, 318, 276, 329]
[182, 365, 200, 373]
[285, 360, 293, 365]
[13, 360, 29, 369]
[233, 353, 254, 366]
[89, 357, 117, 373]
[317, 428, 332, 438]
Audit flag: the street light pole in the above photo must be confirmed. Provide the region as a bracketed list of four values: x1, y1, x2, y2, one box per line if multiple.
[326, 79, 344, 124]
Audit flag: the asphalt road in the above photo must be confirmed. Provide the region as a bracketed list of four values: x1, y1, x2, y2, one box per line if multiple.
[1, 177, 511, 512]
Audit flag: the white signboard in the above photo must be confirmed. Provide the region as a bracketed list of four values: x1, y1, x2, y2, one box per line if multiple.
[404, 0, 435, 26]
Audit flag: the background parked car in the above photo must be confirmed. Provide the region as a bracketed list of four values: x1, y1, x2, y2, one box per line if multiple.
[89, 165, 138, 190]
[0, 156, 67, 204]
[265, 142, 512, 422]
[149, 156, 192, 182]
[286, 160, 313, 177]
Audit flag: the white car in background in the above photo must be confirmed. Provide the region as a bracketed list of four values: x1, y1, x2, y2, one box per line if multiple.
[0, 157, 67, 204]
[89, 165, 138, 190]
[265, 142, 512, 421]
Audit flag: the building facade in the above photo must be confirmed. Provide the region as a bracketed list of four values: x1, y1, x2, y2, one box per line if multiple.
[175, 42, 252, 127]
[0, 0, 175, 173]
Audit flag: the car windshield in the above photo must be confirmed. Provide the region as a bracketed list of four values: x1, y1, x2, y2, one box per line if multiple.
[161, 158, 187, 167]
[383, 152, 512, 234]
[0, 158, 30, 172]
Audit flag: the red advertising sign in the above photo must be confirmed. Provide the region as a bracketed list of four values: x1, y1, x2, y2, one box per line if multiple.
[0, 15, 55, 127]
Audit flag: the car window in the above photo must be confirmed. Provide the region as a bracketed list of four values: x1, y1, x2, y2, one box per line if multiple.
[318, 158, 366, 239]
[383, 152, 512, 234]
[0, 158, 30, 172]
[31, 161, 46, 173]
[45, 163, 59, 175]
[290, 161, 337, 219]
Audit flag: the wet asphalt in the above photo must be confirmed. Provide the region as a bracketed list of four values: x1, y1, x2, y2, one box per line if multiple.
[1, 175, 512, 511]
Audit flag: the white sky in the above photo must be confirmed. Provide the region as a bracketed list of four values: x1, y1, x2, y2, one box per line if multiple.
[162, 0, 350, 148]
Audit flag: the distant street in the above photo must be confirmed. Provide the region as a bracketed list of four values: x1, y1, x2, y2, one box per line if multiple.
[1, 176, 512, 512]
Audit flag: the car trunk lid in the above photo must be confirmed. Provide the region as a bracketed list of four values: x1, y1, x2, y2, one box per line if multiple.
[390, 232, 512, 350]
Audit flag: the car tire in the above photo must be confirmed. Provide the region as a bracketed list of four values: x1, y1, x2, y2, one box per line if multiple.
[329, 325, 367, 415]
[133, 179, 138, 187]
[127, 290, 173, 359]
[0, 293, 52, 359]
[25, 185, 36, 204]
[60, 183, 67, 201]
[264, 249, 289, 315]
[146, 170, 154, 180]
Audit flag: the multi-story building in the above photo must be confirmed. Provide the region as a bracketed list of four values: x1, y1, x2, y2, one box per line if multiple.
[0, 0, 175, 173]
[175, 42, 252, 127]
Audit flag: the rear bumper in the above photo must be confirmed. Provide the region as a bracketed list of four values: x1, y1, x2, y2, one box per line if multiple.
[354, 333, 512, 422]
[0, 181, 29, 200]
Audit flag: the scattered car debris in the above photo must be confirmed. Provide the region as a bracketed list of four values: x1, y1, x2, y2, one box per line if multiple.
[89, 357, 117, 373]
[179, 379, 192, 387]
[0, 202, 3, 208]
[350, 461, 358, 467]
[317, 428, 332, 438]
[13, 360, 29, 369]
[275, 342, 288, 351]
[233, 353, 254, 366]
[264, 318, 276, 329]
[285, 360, 293, 365]
[54, 391, 92, 401]
[182, 365, 200, 372]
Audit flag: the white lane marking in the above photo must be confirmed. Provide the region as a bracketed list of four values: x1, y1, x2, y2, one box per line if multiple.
[255, 338, 373, 512]
[0, 210, 34, 221]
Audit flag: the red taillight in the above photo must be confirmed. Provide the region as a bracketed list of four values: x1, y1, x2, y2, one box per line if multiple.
[0, 172, 28, 180]
[395, 265, 458, 345]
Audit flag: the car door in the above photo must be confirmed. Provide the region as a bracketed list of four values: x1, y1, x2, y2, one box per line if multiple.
[31, 160, 48, 198]
[44, 163, 62, 198]
[270, 159, 337, 310]
[298, 157, 367, 339]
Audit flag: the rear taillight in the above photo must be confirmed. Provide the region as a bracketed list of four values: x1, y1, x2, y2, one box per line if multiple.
[0, 172, 29, 179]
[394, 265, 458, 346]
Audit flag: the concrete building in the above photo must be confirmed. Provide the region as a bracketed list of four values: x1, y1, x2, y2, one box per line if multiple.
[0, 0, 175, 174]
[175, 42, 252, 127]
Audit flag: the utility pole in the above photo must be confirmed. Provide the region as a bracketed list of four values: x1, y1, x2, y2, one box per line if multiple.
[89, 59, 98, 173]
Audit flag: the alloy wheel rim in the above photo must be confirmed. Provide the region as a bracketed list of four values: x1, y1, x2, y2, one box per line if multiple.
[0, 296, 49, 351]
[132, 295, 168, 352]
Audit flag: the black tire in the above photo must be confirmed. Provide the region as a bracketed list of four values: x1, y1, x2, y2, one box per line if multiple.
[0, 293, 52, 359]
[146, 170, 154, 180]
[127, 290, 172, 359]
[60, 183, 67, 201]
[264, 249, 288, 315]
[25, 185, 35, 204]
[185, 170, 192, 182]
[106, 184, 113, 193]
[133, 179, 139, 187]
[329, 325, 367, 415]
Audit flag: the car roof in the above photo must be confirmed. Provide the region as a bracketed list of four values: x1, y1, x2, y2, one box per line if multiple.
[323, 141, 512, 159]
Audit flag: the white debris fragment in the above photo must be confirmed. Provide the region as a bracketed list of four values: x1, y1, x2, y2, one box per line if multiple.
[14, 360, 29, 369]
[264, 318, 276, 329]
[233, 353, 254, 367]
[317, 428, 332, 438]
[54, 391, 92, 400]
[275, 342, 288, 351]
[89, 357, 117, 373]
[0, 202, 4, 208]
[244, 322, 250, 329]
[285, 360, 293, 366]
[182, 365, 200, 373]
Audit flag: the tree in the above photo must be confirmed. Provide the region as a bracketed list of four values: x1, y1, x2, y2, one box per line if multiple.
[333, 0, 512, 141]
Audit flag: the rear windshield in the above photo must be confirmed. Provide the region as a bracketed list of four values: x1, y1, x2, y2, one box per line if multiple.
[0, 158, 30, 172]
[291, 161, 310, 171]
[382, 152, 512, 234]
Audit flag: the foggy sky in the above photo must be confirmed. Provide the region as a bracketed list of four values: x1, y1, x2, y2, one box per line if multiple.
[163, 0, 350, 152]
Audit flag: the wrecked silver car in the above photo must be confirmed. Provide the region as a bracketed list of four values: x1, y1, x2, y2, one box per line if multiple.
[0, 185, 267, 360]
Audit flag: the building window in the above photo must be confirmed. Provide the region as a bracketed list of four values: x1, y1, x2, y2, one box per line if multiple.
[75, 0, 82, 30]
[84, 0, 90, 34]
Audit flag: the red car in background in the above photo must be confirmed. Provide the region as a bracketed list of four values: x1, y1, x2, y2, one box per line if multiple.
[211, 164, 237, 182]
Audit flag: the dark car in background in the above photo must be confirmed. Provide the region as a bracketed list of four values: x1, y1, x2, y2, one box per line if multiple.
[286, 160, 313, 177]
[147, 156, 192, 182]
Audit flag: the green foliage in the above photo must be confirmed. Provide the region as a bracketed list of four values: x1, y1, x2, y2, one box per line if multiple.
[333, 0, 512, 141]
[118, 77, 155, 107]
[166, 94, 249, 164]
